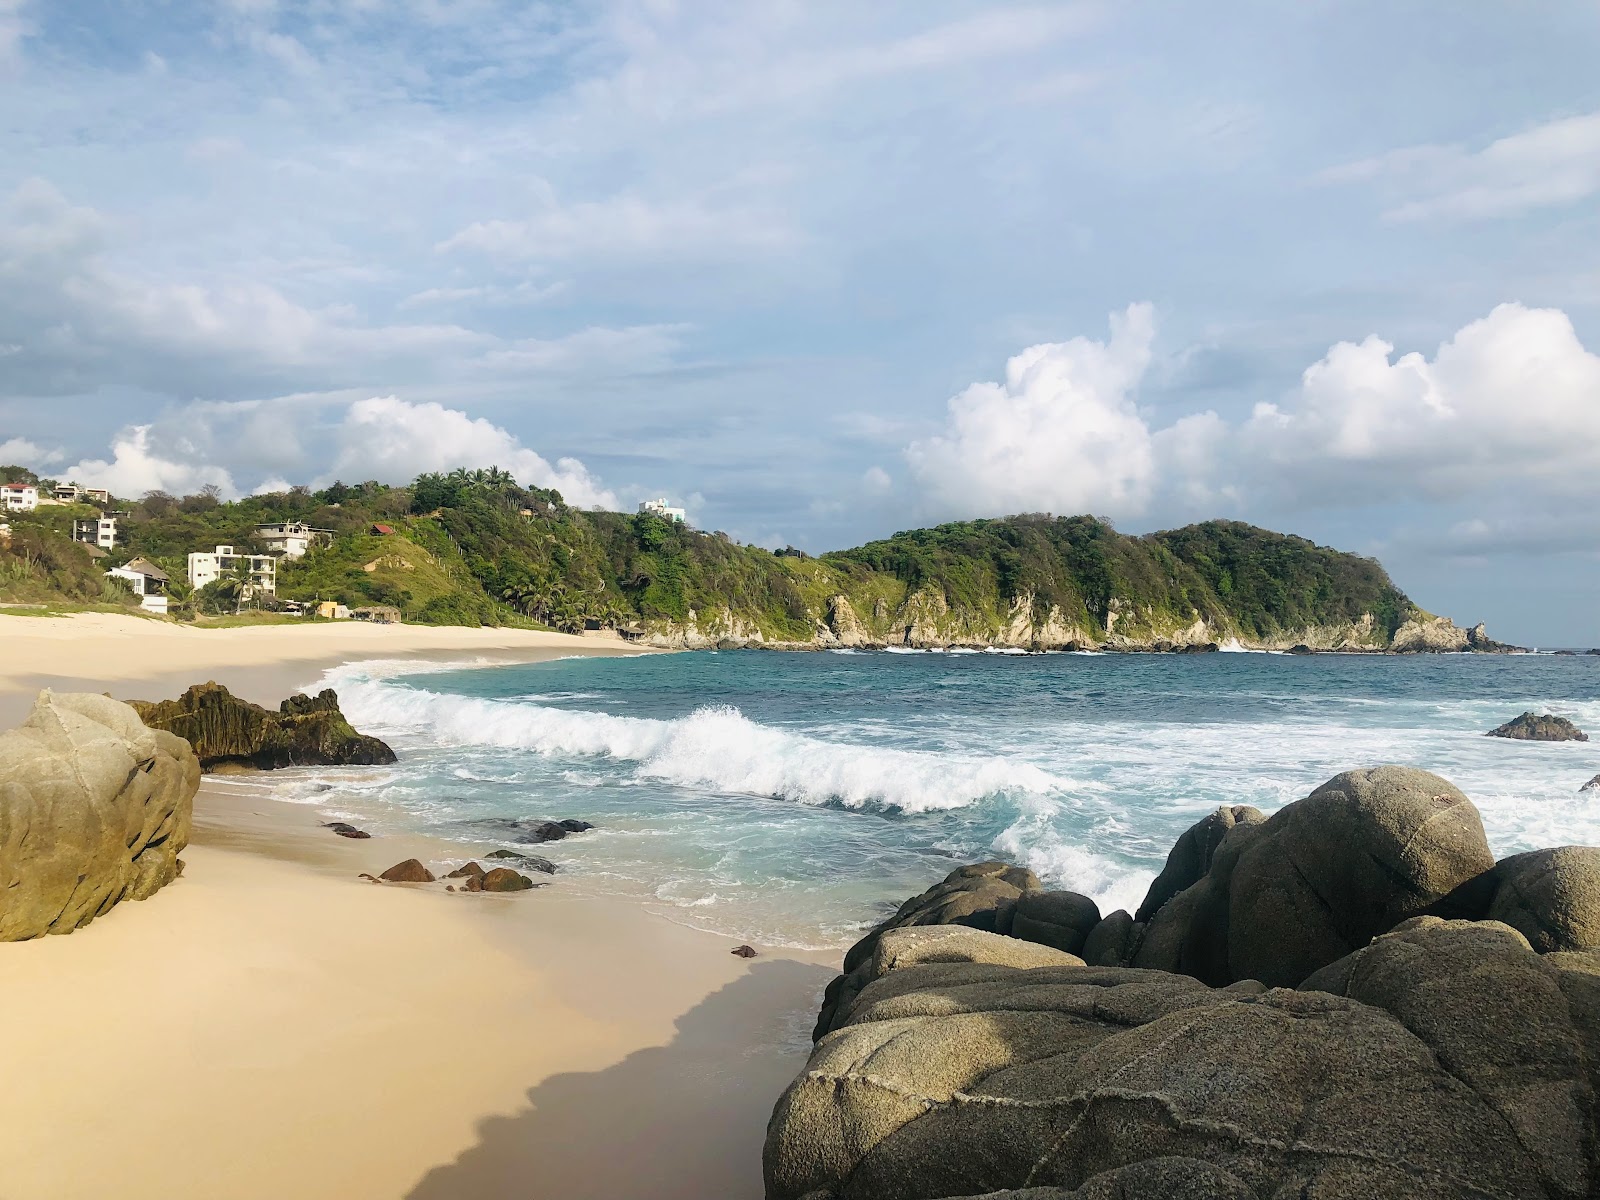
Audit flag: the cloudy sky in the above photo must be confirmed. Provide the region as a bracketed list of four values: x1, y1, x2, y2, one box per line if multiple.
[2, 2, 1598, 643]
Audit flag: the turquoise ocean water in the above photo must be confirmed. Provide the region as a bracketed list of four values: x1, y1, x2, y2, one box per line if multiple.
[241, 649, 1600, 948]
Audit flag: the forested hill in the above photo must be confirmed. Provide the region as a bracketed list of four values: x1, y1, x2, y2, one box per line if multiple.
[0, 465, 1486, 650]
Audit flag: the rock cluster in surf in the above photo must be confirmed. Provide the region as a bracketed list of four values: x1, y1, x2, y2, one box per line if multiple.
[1487, 710, 1589, 742]
[767, 765, 1600, 1200]
[0, 691, 199, 939]
[128, 682, 396, 771]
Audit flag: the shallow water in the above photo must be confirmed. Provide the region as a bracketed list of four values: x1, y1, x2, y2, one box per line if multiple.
[262, 649, 1600, 948]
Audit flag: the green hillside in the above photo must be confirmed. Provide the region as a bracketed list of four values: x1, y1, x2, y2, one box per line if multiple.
[0, 463, 1427, 648]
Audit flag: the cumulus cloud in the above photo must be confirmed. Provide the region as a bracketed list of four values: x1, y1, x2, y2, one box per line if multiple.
[1321, 111, 1600, 221]
[904, 301, 1600, 524]
[905, 304, 1164, 520]
[324, 396, 618, 509]
[0, 436, 61, 465]
[62, 426, 239, 497]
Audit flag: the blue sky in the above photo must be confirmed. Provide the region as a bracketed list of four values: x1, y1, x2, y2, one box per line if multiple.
[1, 2, 1598, 643]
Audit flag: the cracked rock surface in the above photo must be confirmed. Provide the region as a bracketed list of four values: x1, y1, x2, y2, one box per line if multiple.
[0, 690, 199, 939]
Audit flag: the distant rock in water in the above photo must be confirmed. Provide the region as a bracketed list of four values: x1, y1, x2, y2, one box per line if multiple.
[484, 848, 557, 874]
[0, 691, 200, 939]
[470, 815, 589, 843]
[128, 683, 397, 770]
[1487, 711, 1589, 742]
[322, 821, 371, 839]
[1583, 775, 1600, 793]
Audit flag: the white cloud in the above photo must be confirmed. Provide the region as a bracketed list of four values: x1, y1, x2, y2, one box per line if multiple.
[325, 396, 618, 509]
[0, 436, 61, 465]
[61, 425, 239, 498]
[862, 465, 892, 494]
[904, 301, 1600, 523]
[905, 303, 1163, 520]
[1322, 111, 1600, 221]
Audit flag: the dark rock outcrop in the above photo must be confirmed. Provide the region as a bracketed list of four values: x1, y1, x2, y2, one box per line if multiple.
[1009, 889, 1101, 955]
[1424, 846, 1600, 953]
[1585, 774, 1600, 793]
[1487, 711, 1589, 742]
[484, 848, 557, 874]
[766, 920, 1599, 1200]
[1131, 766, 1493, 987]
[323, 821, 371, 839]
[378, 858, 434, 883]
[129, 683, 396, 770]
[474, 816, 573, 843]
[732, 944, 758, 958]
[1134, 804, 1264, 922]
[1080, 908, 1141, 967]
[558, 819, 594, 833]
[0, 691, 199, 939]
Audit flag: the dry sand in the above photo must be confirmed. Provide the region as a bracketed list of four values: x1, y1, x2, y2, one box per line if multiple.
[0, 614, 837, 1199]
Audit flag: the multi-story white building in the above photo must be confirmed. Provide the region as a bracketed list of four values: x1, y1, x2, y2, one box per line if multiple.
[638, 497, 687, 523]
[107, 558, 170, 615]
[1, 483, 38, 512]
[188, 545, 277, 597]
[73, 516, 118, 550]
[55, 483, 111, 505]
[255, 521, 332, 559]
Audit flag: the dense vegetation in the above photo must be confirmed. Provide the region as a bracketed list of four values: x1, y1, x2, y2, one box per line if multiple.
[0, 462, 1421, 645]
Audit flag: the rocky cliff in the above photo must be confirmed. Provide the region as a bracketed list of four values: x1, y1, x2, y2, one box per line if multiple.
[0, 691, 200, 939]
[766, 766, 1599, 1199]
[129, 683, 396, 771]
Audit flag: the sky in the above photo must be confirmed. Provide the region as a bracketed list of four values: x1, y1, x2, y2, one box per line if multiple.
[1, 1, 1598, 644]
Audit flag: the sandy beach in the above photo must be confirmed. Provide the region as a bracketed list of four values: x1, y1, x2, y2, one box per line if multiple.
[0, 613, 836, 1199]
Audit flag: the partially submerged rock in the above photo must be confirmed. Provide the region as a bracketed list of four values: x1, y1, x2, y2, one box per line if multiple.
[0, 691, 199, 939]
[732, 944, 758, 958]
[1487, 711, 1589, 741]
[323, 821, 371, 839]
[480, 866, 536, 892]
[129, 683, 397, 770]
[378, 858, 434, 883]
[484, 848, 557, 874]
[472, 816, 590, 843]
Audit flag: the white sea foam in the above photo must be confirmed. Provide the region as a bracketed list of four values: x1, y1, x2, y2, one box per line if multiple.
[881, 646, 924, 654]
[333, 674, 1065, 813]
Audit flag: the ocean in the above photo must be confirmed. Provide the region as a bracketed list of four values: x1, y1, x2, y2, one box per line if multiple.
[245, 649, 1600, 949]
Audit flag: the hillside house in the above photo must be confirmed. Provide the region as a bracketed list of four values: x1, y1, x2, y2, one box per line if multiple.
[254, 521, 332, 560]
[188, 545, 276, 597]
[107, 558, 170, 614]
[638, 497, 687, 523]
[1, 483, 38, 512]
[55, 483, 111, 505]
[73, 516, 117, 550]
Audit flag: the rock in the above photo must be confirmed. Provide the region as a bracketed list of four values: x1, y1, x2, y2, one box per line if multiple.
[765, 921, 1599, 1200]
[1009, 889, 1101, 955]
[1389, 613, 1470, 652]
[1585, 775, 1600, 793]
[1426, 846, 1600, 953]
[0, 690, 199, 939]
[480, 866, 536, 892]
[1080, 909, 1142, 967]
[128, 683, 397, 770]
[323, 821, 371, 839]
[557, 819, 594, 833]
[1132, 766, 1494, 987]
[484, 848, 557, 874]
[1134, 804, 1264, 922]
[731, 944, 758, 958]
[358, 873, 379, 882]
[814, 862, 1042, 1038]
[1486, 711, 1589, 741]
[378, 858, 435, 883]
[1174, 642, 1219, 653]
[445, 861, 486, 880]
[1287, 643, 1313, 654]
[473, 817, 570, 843]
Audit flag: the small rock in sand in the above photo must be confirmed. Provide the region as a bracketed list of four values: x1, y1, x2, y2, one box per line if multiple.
[323, 821, 371, 839]
[481, 867, 537, 892]
[378, 858, 435, 883]
[445, 861, 487, 880]
[732, 945, 758, 958]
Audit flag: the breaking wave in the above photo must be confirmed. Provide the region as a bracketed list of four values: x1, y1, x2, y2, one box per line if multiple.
[332, 673, 1065, 813]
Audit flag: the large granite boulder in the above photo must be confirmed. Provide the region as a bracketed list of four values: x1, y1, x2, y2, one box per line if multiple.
[813, 862, 1042, 1038]
[765, 921, 1599, 1200]
[0, 690, 199, 939]
[1425, 846, 1600, 953]
[1010, 889, 1101, 955]
[129, 682, 396, 771]
[1487, 711, 1589, 741]
[1132, 766, 1494, 987]
[1134, 803, 1264, 922]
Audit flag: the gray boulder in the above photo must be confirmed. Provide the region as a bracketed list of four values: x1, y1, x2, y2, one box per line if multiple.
[1080, 908, 1142, 967]
[1132, 766, 1494, 986]
[1487, 711, 1589, 741]
[1010, 889, 1101, 955]
[1134, 804, 1264, 922]
[0, 690, 199, 939]
[765, 921, 1598, 1200]
[1425, 846, 1600, 953]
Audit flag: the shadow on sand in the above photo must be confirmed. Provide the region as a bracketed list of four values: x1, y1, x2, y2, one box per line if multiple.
[405, 957, 832, 1200]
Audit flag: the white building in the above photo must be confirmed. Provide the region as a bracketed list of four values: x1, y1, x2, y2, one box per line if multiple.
[108, 558, 170, 615]
[73, 516, 117, 550]
[55, 483, 111, 505]
[1, 483, 38, 512]
[188, 545, 277, 597]
[255, 521, 332, 560]
[638, 497, 687, 523]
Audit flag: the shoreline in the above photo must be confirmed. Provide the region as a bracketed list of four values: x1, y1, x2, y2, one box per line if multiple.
[0, 613, 834, 1200]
